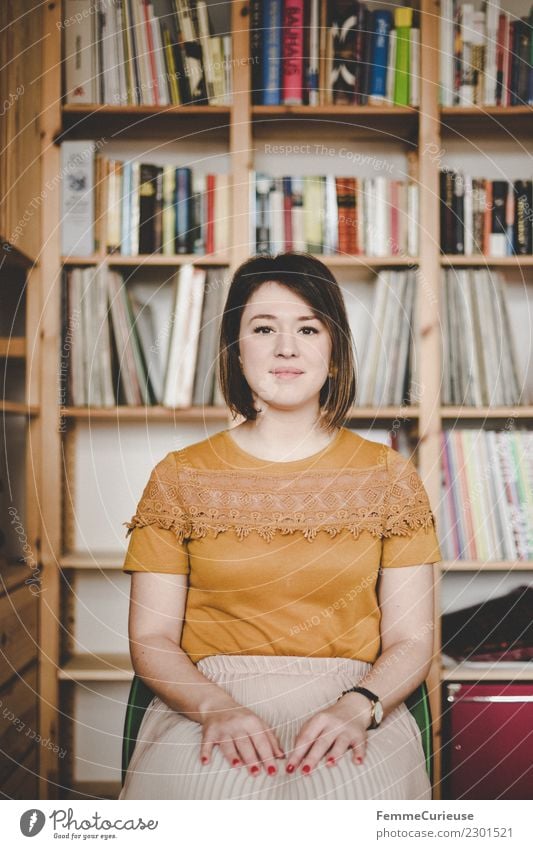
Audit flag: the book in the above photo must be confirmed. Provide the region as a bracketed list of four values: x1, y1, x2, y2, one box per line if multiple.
[162, 264, 207, 407]
[63, 0, 231, 105]
[441, 0, 532, 106]
[255, 173, 418, 257]
[440, 429, 533, 561]
[251, 1, 419, 106]
[440, 170, 533, 256]
[61, 141, 96, 257]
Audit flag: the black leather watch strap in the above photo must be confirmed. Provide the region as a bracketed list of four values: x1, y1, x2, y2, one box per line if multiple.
[338, 685, 382, 729]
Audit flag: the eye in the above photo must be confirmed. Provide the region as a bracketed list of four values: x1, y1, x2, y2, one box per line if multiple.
[300, 326, 319, 335]
[252, 325, 273, 334]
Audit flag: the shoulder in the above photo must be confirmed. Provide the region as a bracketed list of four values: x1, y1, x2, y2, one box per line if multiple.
[171, 430, 229, 472]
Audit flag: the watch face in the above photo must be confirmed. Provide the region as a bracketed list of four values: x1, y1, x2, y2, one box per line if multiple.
[374, 701, 384, 724]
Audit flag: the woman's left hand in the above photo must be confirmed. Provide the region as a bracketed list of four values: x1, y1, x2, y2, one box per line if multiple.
[284, 696, 370, 775]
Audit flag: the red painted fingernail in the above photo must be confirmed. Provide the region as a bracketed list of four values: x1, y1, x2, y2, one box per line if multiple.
[267, 765, 276, 775]
[327, 756, 336, 765]
[201, 756, 209, 764]
[356, 756, 363, 764]
[250, 765, 260, 775]
[232, 758, 241, 767]
[286, 763, 295, 774]
[302, 764, 311, 774]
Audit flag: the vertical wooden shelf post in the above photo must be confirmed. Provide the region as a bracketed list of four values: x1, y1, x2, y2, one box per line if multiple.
[230, 1, 253, 269]
[418, 0, 444, 799]
[38, 0, 63, 800]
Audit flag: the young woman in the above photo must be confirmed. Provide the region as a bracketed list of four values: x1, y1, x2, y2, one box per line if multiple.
[119, 252, 441, 800]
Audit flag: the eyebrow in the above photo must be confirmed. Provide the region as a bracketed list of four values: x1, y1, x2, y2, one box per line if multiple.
[248, 313, 320, 324]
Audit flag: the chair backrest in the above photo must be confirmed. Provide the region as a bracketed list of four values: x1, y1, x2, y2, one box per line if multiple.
[121, 676, 433, 786]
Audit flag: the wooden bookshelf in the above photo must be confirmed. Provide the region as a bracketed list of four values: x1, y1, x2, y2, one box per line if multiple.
[61, 253, 231, 267]
[442, 560, 533, 572]
[441, 106, 533, 137]
[0, 337, 25, 358]
[441, 406, 533, 420]
[441, 662, 533, 682]
[441, 255, 533, 267]
[60, 104, 232, 141]
[59, 653, 133, 682]
[0, 401, 40, 417]
[28, 0, 532, 803]
[0, 0, 44, 801]
[60, 552, 124, 570]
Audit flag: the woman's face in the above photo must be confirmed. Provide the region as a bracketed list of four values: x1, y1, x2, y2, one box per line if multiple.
[238, 281, 333, 413]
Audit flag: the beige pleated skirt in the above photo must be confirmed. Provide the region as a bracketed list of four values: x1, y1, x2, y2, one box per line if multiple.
[119, 654, 431, 800]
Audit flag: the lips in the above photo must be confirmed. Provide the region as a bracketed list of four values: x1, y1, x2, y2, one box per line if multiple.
[271, 369, 304, 375]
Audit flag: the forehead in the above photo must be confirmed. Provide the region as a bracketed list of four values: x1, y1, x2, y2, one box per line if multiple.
[242, 281, 315, 313]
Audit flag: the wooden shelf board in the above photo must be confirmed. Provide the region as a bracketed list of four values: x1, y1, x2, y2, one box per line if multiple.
[441, 560, 533, 571]
[0, 239, 36, 269]
[252, 105, 418, 142]
[62, 254, 416, 270]
[441, 255, 533, 267]
[61, 253, 230, 267]
[315, 255, 419, 267]
[441, 406, 533, 419]
[441, 661, 533, 682]
[60, 104, 231, 141]
[62, 781, 121, 800]
[0, 337, 25, 358]
[59, 653, 132, 681]
[60, 551, 124, 570]
[1, 401, 39, 416]
[60, 405, 229, 421]
[346, 406, 419, 419]
[441, 106, 533, 136]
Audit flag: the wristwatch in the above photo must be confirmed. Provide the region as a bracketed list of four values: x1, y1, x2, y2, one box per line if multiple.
[338, 686, 384, 729]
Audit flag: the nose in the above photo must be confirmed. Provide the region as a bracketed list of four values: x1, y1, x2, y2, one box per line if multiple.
[274, 331, 299, 358]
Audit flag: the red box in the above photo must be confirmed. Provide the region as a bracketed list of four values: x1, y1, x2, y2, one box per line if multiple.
[443, 682, 533, 799]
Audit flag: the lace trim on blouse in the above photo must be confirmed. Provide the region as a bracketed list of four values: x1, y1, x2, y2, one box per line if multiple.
[124, 448, 437, 544]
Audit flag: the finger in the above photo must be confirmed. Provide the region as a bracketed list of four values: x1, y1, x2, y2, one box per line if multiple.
[285, 717, 326, 772]
[324, 737, 352, 768]
[199, 734, 216, 765]
[249, 731, 280, 777]
[298, 732, 338, 774]
[234, 735, 262, 776]
[351, 736, 368, 765]
[265, 727, 286, 759]
[217, 739, 242, 769]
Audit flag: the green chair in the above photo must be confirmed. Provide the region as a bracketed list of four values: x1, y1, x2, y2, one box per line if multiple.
[121, 675, 433, 787]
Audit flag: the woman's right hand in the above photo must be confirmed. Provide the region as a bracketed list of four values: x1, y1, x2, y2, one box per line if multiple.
[199, 705, 285, 776]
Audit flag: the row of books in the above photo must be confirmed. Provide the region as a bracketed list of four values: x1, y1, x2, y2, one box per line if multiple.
[254, 175, 419, 257]
[440, 0, 533, 107]
[61, 142, 230, 257]
[251, 1, 419, 107]
[103, 160, 230, 257]
[64, 0, 231, 106]
[441, 269, 527, 407]
[440, 171, 533, 256]
[440, 429, 533, 561]
[63, 262, 531, 411]
[62, 265, 227, 407]
[356, 270, 416, 406]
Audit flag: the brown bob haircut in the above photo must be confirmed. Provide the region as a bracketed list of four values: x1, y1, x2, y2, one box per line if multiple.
[218, 252, 357, 432]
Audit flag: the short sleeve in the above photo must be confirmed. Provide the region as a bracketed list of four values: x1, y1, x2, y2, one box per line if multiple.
[380, 448, 442, 569]
[122, 452, 190, 575]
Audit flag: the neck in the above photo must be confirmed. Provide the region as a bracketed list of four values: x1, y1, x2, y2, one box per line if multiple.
[240, 408, 339, 453]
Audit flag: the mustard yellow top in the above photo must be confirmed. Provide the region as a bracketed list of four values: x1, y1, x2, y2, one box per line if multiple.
[122, 427, 441, 663]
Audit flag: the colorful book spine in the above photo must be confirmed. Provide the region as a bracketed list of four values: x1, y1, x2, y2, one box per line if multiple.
[262, 0, 283, 105]
[369, 10, 393, 104]
[393, 6, 413, 106]
[282, 1, 304, 104]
